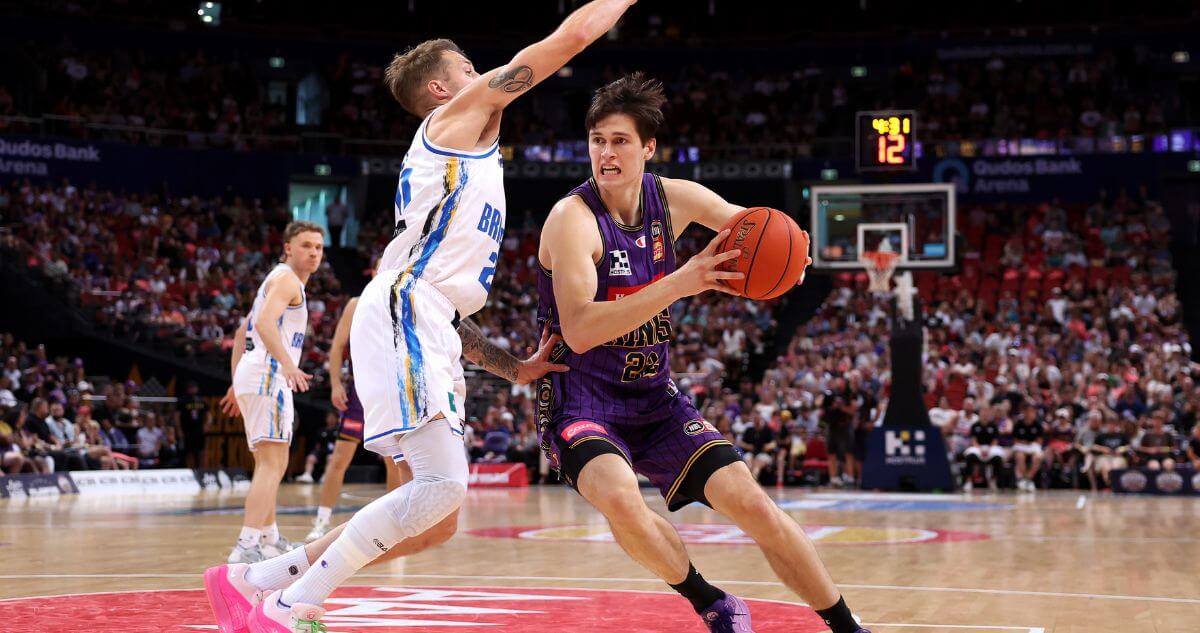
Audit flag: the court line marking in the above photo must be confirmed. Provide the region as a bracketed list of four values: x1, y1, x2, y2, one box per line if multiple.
[861, 626, 1043, 633]
[0, 572, 1196, 606]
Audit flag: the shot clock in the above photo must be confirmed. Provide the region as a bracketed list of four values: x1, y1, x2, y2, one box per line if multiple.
[856, 110, 917, 172]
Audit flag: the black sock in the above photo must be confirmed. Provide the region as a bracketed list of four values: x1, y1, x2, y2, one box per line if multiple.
[816, 596, 859, 632]
[669, 564, 725, 613]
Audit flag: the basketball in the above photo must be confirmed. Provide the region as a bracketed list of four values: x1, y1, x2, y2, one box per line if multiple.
[717, 207, 810, 300]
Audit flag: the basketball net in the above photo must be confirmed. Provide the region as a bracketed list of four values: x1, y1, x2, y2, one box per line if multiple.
[861, 249, 899, 294]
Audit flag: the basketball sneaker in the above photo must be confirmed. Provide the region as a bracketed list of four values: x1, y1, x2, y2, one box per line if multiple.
[699, 593, 753, 633]
[248, 589, 326, 633]
[228, 544, 267, 564]
[204, 563, 264, 633]
[305, 516, 330, 542]
[294, 472, 314, 484]
[261, 535, 299, 559]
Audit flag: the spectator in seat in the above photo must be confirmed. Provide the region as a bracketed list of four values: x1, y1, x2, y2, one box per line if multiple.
[175, 380, 210, 468]
[0, 412, 35, 474]
[1186, 424, 1200, 470]
[1045, 407, 1080, 486]
[781, 414, 808, 475]
[1089, 418, 1130, 490]
[159, 425, 183, 468]
[21, 398, 85, 471]
[738, 411, 777, 483]
[1132, 411, 1175, 471]
[963, 405, 1004, 492]
[136, 413, 165, 467]
[1011, 404, 1046, 491]
[81, 418, 133, 470]
[479, 412, 515, 464]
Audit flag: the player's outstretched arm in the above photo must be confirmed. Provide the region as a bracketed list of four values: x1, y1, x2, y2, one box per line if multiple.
[544, 197, 743, 354]
[457, 318, 567, 385]
[429, 0, 636, 149]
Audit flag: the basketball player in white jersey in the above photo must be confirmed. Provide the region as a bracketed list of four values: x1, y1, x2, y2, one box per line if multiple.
[220, 221, 324, 565]
[204, 2, 636, 631]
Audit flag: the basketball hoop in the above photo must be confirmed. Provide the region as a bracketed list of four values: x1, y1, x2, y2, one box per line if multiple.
[861, 250, 899, 294]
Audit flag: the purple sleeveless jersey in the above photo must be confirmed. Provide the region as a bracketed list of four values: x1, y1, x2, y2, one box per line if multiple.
[536, 173, 681, 424]
[536, 175, 734, 510]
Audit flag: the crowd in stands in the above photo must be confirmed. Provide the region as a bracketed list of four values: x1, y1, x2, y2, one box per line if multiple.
[3, 173, 1198, 491]
[0, 332, 212, 474]
[2, 31, 1189, 159]
[0, 179, 346, 390]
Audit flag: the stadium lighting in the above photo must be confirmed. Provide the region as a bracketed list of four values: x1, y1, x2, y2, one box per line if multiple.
[269, 56, 286, 69]
[197, 1, 221, 26]
[1188, 160, 1200, 173]
[1172, 51, 1190, 63]
[851, 65, 867, 78]
[820, 168, 839, 181]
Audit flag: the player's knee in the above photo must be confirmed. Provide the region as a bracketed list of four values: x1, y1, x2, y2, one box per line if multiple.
[591, 488, 647, 525]
[727, 487, 778, 525]
[396, 478, 466, 539]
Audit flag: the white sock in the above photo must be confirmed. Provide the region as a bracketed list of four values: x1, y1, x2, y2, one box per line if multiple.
[238, 526, 263, 549]
[316, 506, 332, 523]
[281, 521, 376, 606]
[262, 523, 280, 545]
[245, 543, 312, 591]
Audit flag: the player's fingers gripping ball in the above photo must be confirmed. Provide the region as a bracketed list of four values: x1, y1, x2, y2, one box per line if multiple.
[717, 207, 810, 300]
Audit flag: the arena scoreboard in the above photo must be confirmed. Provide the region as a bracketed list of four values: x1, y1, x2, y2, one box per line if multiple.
[856, 110, 917, 172]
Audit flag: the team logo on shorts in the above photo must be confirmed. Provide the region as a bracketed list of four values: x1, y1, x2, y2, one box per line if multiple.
[683, 419, 717, 436]
[561, 420, 607, 442]
[651, 221, 665, 262]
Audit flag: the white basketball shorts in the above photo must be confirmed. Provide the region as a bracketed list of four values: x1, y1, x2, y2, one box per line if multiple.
[351, 269, 467, 458]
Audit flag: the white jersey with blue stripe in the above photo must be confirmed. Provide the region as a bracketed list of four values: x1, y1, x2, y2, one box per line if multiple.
[235, 264, 308, 395]
[377, 108, 506, 317]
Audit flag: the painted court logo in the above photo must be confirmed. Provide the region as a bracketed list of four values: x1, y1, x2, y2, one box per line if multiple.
[471, 523, 988, 546]
[1, 586, 828, 632]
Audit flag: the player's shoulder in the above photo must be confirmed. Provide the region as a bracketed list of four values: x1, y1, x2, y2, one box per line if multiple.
[546, 192, 593, 226]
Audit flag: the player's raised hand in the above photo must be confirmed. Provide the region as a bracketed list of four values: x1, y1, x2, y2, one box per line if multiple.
[517, 324, 570, 385]
[671, 229, 744, 297]
[220, 385, 240, 417]
[283, 364, 314, 393]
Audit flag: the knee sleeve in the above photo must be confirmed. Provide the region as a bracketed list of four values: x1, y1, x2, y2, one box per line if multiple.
[346, 418, 469, 548]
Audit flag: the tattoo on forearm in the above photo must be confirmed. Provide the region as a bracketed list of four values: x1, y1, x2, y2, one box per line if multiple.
[457, 318, 520, 382]
[488, 65, 534, 93]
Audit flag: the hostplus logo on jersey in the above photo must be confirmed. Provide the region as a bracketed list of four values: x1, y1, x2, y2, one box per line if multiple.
[609, 249, 632, 276]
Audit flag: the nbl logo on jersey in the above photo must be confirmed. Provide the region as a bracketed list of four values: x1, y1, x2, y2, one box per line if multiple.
[609, 249, 632, 276]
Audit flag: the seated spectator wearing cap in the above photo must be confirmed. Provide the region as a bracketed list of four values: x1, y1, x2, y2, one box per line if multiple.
[1089, 418, 1130, 490]
[738, 411, 777, 483]
[1045, 407, 1081, 487]
[1132, 410, 1176, 471]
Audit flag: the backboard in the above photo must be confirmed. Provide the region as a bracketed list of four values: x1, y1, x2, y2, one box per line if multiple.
[809, 183, 956, 270]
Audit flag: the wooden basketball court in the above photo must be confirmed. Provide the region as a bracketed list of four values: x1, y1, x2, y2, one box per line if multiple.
[2, 484, 1196, 632]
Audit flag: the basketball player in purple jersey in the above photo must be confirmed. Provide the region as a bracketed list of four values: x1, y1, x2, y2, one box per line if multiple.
[537, 74, 869, 633]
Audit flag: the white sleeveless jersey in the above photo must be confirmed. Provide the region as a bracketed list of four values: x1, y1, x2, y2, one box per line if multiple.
[236, 264, 308, 394]
[377, 108, 506, 317]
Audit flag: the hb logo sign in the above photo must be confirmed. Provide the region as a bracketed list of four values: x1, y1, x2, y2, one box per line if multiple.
[885, 429, 927, 465]
[862, 425, 953, 492]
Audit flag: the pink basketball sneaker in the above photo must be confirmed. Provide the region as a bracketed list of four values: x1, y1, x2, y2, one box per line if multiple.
[203, 563, 264, 633]
[248, 589, 326, 633]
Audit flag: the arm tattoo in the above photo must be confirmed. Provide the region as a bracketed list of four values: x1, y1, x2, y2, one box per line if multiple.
[487, 65, 534, 93]
[457, 317, 520, 382]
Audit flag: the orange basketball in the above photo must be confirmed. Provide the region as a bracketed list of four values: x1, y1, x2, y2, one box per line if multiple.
[717, 207, 810, 300]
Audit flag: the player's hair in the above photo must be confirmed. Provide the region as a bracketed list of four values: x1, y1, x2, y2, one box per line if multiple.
[384, 38, 465, 116]
[281, 221, 324, 262]
[585, 72, 667, 143]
